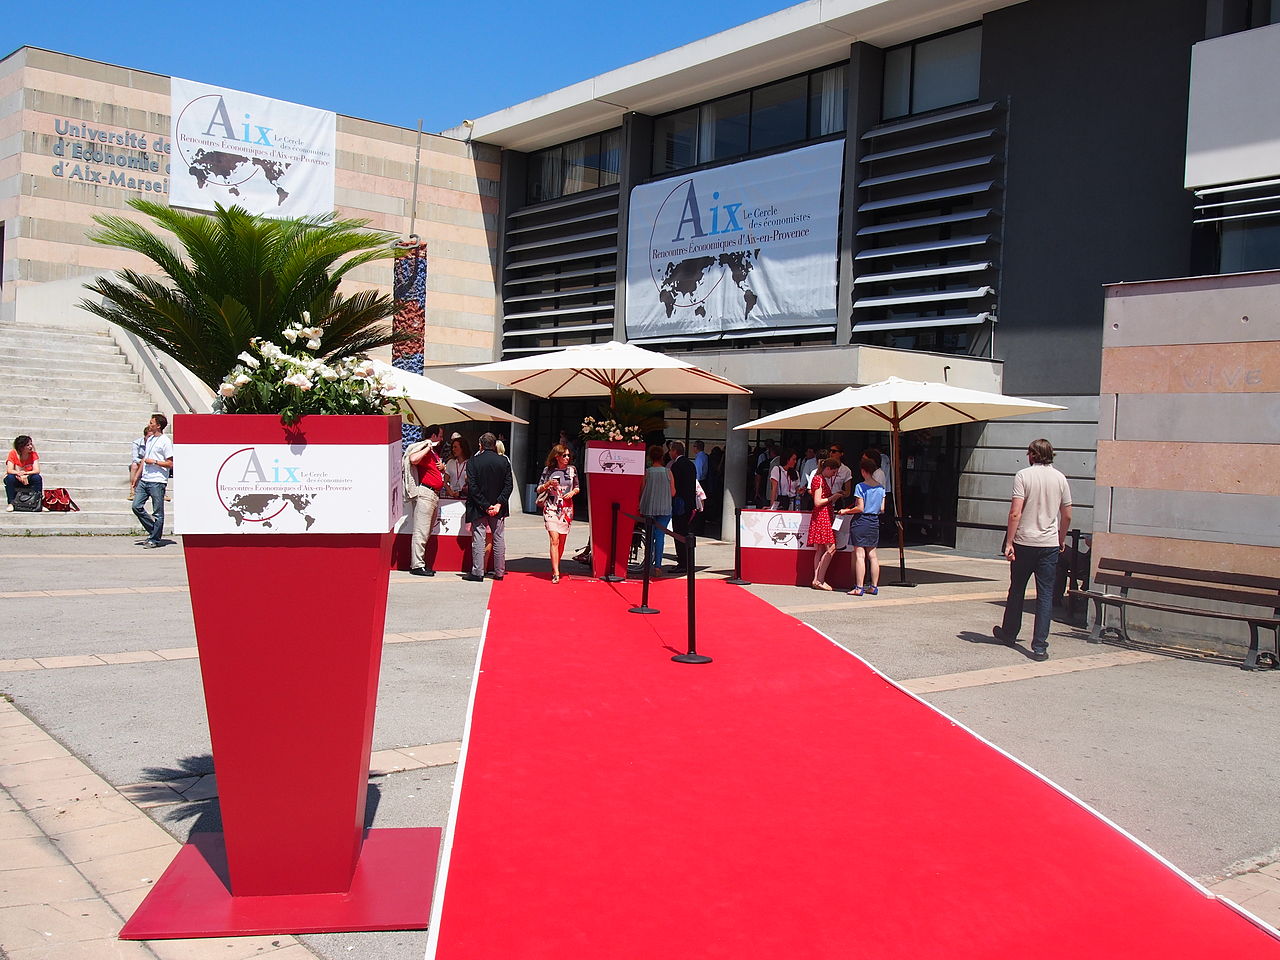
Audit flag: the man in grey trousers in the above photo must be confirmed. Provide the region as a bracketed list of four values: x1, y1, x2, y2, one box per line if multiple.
[462, 432, 512, 581]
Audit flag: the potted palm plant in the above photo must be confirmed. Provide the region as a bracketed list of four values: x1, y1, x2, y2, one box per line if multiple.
[85, 200, 437, 937]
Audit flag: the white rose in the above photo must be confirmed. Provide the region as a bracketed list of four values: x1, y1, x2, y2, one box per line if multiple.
[284, 373, 312, 390]
[302, 326, 323, 340]
[218, 382, 238, 397]
[306, 338, 321, 351]
[237, 351, 260, 369]
[282, 329, 299, 343]
[319, 366, 339, 381]
[233, 373, 251, 386]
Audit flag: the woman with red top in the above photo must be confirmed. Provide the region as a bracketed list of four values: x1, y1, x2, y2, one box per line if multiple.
[808, 458, 841, 590]
[5, 435, 42, 511]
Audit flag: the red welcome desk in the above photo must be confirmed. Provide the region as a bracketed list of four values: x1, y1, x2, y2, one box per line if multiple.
[737, 508, 858, 591]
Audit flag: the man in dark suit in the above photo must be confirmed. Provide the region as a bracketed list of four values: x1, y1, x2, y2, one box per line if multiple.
[667, 440, 697, 574]
[463, 432, 513, 581]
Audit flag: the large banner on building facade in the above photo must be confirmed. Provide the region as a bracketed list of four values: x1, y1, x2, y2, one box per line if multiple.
[170, 78, 336, 217]
[625, 140, 843, 340]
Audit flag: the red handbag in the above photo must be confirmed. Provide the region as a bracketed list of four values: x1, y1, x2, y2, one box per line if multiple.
[41, 488, 80, 512]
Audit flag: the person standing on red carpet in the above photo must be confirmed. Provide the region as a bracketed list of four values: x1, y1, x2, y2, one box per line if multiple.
[536, 443, 579, 583]
[808, 459, 840, 590]
[405, 424, 445, 577]
[463, 432, 513, 582]
[668, 440, 697, 575]
[994, 438, 1072, 661]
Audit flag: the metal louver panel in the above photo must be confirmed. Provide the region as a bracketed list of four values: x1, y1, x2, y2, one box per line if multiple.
[850, 100, 1005, 346]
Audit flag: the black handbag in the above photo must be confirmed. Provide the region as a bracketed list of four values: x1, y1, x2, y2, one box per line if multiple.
[11, 486, 43, 512]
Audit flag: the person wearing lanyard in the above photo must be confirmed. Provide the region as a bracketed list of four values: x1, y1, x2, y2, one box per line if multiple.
[133, 414, 172, 548]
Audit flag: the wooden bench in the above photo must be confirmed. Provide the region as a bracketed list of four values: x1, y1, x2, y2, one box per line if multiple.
[1070, 559, 1280, 671]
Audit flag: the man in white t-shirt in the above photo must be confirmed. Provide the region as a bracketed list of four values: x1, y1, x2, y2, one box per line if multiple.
[133, 413, 173, 548]
[994, 438, 1072, 661]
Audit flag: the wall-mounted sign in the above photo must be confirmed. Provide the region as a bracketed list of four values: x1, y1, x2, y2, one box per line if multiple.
[170, 78, 336, 217]
[625, 140, 843, 340]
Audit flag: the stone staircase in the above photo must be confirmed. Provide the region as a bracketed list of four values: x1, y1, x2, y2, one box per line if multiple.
[0, 323, 170, 536]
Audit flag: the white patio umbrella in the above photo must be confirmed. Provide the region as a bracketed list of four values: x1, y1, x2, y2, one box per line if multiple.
[370, 361, 528, 426]
[458, 340, 750, 403]
[736, 377, 1065, 584]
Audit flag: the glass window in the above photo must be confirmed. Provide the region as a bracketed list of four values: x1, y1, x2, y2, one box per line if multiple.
[912, 28, 981, 113]
[751, 77, 808, 151]
[698, 93, 750, 164]
[882, 25, 981, 119]
[653, 108, 698, 173]
[882, 47, 913, 120]
[598, 129, 622, 186]
[808, 66, 848, 136]
[562, 137, 599, 195]
[1219, 217, 1280, 273]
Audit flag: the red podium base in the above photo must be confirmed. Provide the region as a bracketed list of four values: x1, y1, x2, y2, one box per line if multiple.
[119, 827, 440, 939]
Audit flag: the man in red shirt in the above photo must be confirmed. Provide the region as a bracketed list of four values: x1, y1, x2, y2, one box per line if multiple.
[406, 424, 445, 576]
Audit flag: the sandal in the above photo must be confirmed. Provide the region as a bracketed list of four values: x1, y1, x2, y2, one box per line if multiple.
[866, 585, 878, 596]
[812, 581, 832, 591]
[552, 574, 560, 584]
[848, 586, 864, 597]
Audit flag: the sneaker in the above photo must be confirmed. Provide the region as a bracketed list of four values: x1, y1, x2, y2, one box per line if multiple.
[460, 573, 484, 582]
[993, 625, 1015, 645]
[5, 504, 12, 512]
[1030, 644, 1049, 662]
[408, 567, 435, 577]
[142, 541, 162, 549]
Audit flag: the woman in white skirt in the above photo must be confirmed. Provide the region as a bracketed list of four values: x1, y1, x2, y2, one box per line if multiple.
[536, 444, 580, 583]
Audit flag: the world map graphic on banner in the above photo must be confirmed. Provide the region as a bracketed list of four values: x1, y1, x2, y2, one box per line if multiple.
[626, 140, 844, 340]
[170, 78, 336, 218]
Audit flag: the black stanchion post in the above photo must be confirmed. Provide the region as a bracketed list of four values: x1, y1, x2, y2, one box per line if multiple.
[672, 532, 711, 664]
[725, 507, 750, 586]
[629, 517, 659, 615]
[602, 501, 624, 583]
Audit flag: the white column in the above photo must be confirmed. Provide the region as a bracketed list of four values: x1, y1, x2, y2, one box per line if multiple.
[721, 394, 751, 543]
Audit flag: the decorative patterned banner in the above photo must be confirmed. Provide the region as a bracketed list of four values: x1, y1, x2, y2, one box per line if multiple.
[170, 78, 336, 218]
[625, 140, 843, 340]
[392, 241, 429, 444]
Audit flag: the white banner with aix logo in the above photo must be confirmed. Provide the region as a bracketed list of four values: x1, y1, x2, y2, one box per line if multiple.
[625, 139, 843, 340]
[175, 442, 401, 534]
[170, 78, 336, 218]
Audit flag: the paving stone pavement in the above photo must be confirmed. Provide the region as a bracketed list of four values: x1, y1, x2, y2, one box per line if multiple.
[2, 517, 1279, 958]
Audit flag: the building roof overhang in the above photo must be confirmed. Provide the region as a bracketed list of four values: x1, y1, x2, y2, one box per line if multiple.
[446, 0, 1016, 151]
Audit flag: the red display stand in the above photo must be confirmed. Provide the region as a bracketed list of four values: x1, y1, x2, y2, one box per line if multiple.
[737, 508, 856, 590]
[584, 441, 646, 580]
[122, 415, 434, 939]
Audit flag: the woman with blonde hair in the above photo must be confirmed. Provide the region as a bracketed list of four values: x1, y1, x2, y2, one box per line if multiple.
[536, 443, 580, 583]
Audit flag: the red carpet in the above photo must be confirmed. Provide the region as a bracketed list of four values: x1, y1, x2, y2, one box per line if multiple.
[427, 573, 1280, 958]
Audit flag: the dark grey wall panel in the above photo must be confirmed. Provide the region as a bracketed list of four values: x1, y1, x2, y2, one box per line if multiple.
[1110, 487, 1280, 546]
[1114, 393, 1280, 443]
[1103, 271, 1280, 348]
[979, 0, 1203, 397]
[961, 473, 1094, 507]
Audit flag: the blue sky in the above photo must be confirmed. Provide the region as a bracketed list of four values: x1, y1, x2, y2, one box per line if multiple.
[9, 0, 792, 132]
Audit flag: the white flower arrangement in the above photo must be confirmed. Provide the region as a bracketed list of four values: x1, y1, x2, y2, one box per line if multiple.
[580, 416, 644, 444]
[213, 316, 404, 425]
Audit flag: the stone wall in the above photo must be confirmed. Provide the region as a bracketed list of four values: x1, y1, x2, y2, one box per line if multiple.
[0, 47, 500, 365]
[1092, 269, 1280, 647]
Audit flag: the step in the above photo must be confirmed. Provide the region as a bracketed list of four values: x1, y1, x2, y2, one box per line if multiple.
[2, 414, 160, 434]
[0, 427, 150, 446]
[0, 340, 128, 361]
[1, 325, 120, 347]
[1, 384, 155, 405]
[4, 442, 150, 465]
[3, 370, 146, 389]
[0, 353, 140, 377]
[0, 510, 162, 537]
[4, 399, 158, 420]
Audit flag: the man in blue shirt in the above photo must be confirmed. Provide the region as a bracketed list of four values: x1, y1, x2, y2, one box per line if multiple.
[133, 413, 173, 548]
[693, 440, 709, 484]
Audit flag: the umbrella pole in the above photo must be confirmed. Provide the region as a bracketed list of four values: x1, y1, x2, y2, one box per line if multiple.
[885, 422, 916, 588]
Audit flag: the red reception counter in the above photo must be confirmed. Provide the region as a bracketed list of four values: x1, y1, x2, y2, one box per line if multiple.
[391, 497, 487, 573]
[737, 508, 858, 591]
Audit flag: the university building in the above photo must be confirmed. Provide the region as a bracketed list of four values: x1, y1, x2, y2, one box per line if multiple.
[3, 0, 1278, 568]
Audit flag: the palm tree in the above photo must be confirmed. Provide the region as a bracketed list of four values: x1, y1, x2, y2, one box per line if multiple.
[80, 199, 411, 390]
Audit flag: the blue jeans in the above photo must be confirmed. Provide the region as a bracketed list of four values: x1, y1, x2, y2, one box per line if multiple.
[646, 515, 670, 567]
[133, 481, 165, 542]
[5, 473, 42, 503]
[1002, 544, 1060, 648]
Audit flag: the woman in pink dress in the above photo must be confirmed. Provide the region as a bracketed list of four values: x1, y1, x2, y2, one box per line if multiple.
[808, 458, 841, 590]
